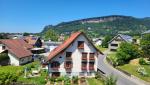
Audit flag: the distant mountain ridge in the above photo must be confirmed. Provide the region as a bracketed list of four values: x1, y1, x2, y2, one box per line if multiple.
[41, 15, 150, 37]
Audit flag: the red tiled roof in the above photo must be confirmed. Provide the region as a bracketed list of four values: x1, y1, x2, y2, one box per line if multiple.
[0, 39, 33, 58]
[47, 31, 103, 61]
[24, 36, 38, 45]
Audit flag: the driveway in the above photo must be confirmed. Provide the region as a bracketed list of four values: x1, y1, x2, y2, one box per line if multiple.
[98, 53, 146, 85]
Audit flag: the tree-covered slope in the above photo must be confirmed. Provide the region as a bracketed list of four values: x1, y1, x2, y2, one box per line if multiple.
[41, 15, 150, 37]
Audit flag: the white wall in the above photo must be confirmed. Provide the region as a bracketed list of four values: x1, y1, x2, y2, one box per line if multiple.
[0, 44, 5, 53]
[109, 36, 123, 51]
[8, 53, 20, 66]
[8, 53, 32, 66]
[48, 34, 101, 77]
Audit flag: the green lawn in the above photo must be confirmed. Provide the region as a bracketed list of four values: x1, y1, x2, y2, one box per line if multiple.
[96, 46, 108, 52]
[118, 64, 150, 82]
[87, 78, 104, 85]
[0, 61, 47, 85]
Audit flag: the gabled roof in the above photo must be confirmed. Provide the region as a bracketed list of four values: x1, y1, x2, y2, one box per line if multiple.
[142, 30, 150, 34]
[109, 34, 133, 43]
[0, 39, 33, 58]
[47, 31, 103, 61]
[24, 36, 40, 45]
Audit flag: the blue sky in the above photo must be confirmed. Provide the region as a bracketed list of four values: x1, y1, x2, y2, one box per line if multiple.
[0, 0, 150, 33]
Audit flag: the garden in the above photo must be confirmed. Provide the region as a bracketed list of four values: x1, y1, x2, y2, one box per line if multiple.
[107, 41, 150, 83]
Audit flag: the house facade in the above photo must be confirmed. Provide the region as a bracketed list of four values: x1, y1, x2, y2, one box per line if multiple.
[108, 34, 133, 51]
[0, 39, 33, 66]
[46, 32, 103, 78]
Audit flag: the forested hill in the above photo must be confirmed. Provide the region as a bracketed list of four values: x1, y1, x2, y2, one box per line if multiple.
[41, 15, 150, 37]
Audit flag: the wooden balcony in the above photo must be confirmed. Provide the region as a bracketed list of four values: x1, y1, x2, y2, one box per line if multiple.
[64, 62, 72, 70]
[51, 67, 59, 70]
[81, 66, 87, 70]
[89, 56, 95, 60]
[66, 57, 72, 61]
[89, 66, 94, 70]
[82, 57, 87, 60]
[78, 41, 84, 49]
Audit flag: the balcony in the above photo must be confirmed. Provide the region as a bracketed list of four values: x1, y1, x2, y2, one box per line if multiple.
[81, 66, 87, 70]
[51, 67, 59, 70]
[89, 56, 95, 60]
[66, 57, 72, 61]
[64, 62, 72, 70]
[89, 66, 94, 70]
[78, 41, 84, 49]
[82, 56, 87, 60]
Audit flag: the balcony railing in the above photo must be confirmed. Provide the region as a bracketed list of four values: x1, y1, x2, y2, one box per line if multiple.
[89, 57, 95, 60]
[51, 67, 59, 70]
[82, 57, 87, 60]
[81, 66, 87, 70]
[89, 66, 94, 70]
[64, 63, 73, 70]
[66, 57, 72, 61]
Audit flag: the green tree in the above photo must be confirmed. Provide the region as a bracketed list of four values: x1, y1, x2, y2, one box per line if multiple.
[141, 34, 150, 59]
[44, 29, 58, 41]
[23, 32, 30, 36]
[116, 42, 141, 65]
[102, 35, 112, 48]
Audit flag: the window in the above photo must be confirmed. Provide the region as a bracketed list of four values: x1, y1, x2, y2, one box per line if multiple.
[81, 62, 87, 70]
[110, 49, 117, 51]
[111, 44, 118, 47]
[89, 53, 95, 60]
[89, 62, 94, 70]
[66, 52, 72, 60]
[78, 41, 84, 49]
[2, 45, 5, 50]
[65, 61, 72, 69]
[51, 61, 60, 68]
[82, 52, 87, 60]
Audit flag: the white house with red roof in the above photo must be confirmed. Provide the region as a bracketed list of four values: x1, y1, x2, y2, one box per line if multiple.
[46, 32, 103, 77]
[0, 39, 33, 66]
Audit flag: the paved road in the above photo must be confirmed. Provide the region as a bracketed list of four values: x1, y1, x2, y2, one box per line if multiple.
[98, 54, 145, 85]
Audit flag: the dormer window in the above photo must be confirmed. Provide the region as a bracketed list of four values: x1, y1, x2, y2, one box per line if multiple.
[78, 41, 84, 49]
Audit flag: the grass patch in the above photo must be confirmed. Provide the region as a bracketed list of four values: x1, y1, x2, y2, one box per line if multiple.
[87, 78, 104, 85]
[0, 61, 47, 85]
[118, 64, 150, 82]
[96, 46, 108, 52]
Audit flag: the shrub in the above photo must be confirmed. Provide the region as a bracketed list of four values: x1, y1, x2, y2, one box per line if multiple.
[0, 72, 19, 85]
[72, 76, 78, 84]
[139, 58, 147, 65]
[64, 76, 71, 85]
[116, 42, 141, 65]
[137, 67, 148, 76]
[104, 74, 117, 85]
[0, 53, 9, 62]
[139, 58, 150, 65]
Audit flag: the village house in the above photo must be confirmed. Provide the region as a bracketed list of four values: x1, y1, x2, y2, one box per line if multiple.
[0, 39, 33, 66]
[108, 34, 133, 51]
[46, 32, 103, 77]
[24, 36, 45, 54]
[93, 38, 103, 46]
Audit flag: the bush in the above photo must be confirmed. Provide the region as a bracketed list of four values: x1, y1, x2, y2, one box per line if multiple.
[137, 67, 148, 76]
[0, 72, 19, 85]
[0, 53, 9, 62]
[72, 76, 78, 84]
[104, 74, 117, 85]
[64, 76, 71, 85]
[139, 58, 150, 65]
[116, 42, 141, 65]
